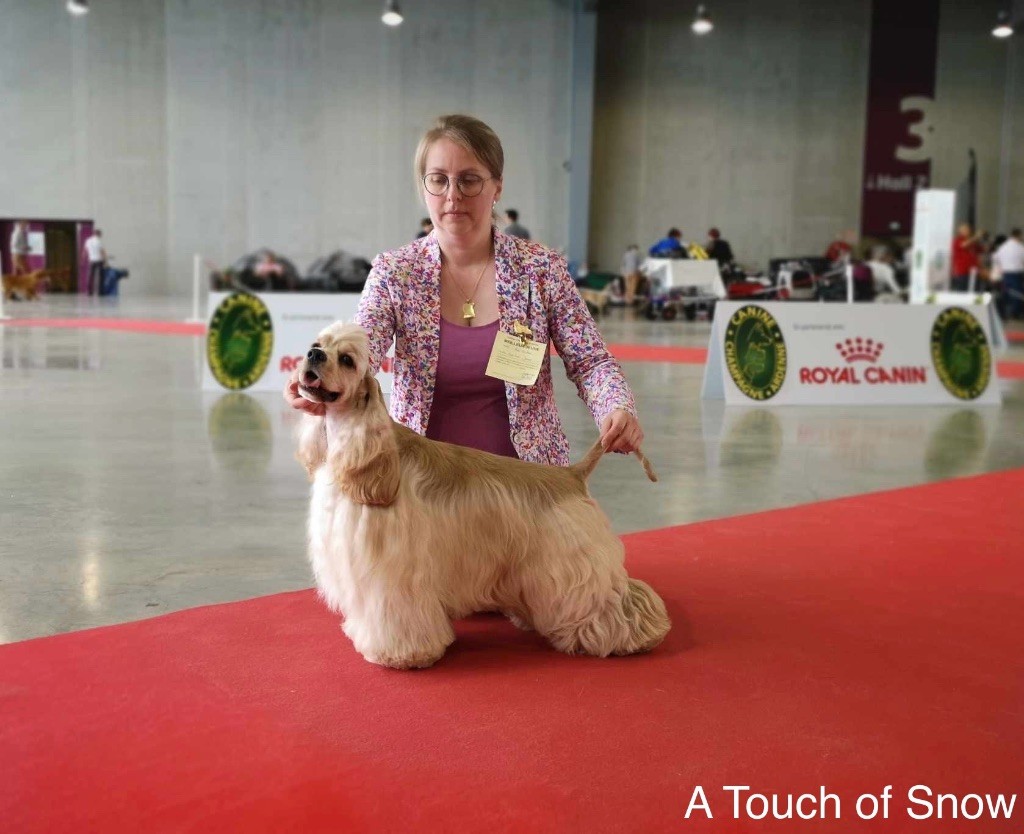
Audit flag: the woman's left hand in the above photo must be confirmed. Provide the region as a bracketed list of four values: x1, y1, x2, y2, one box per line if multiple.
[599, 409, 644, 454]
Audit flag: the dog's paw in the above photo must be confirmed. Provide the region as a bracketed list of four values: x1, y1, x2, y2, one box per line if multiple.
[505, 611, 534, 632]
[363, 648, 446, 670]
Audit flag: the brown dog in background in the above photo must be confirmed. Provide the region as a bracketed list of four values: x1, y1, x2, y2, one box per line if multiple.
[2, 268, 67, 300]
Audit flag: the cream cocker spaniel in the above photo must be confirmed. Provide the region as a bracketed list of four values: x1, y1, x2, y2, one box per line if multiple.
[296, 322, 671, 669]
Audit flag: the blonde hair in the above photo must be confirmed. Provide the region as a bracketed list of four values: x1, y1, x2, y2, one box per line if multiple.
[414, 115, 505, 184]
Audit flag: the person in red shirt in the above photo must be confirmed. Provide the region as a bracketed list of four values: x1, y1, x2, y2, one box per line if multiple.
[825, 230, 854, 265]
[951, 223, 984, 292]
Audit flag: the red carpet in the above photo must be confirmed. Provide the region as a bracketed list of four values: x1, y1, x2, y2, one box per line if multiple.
[3, 471, 1023, 832]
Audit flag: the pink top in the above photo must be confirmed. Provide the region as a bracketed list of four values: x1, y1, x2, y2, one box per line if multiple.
[426, 318, 518, 458]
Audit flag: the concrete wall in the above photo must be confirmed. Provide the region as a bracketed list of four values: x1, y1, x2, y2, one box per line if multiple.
[930, 0, 1017, 233]
[4, 0, 1021, 292]
[1001, 24, 1024, 230]
[0, 0, 168, 289]
[1, 0, 571, 295]
[165, 0, 572, 292]
[590, 0, 1024, 272]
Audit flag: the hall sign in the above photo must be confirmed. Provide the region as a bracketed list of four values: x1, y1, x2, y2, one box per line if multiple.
[201, 291, 393, 394]
[860, 0, 940, 236]
[702, 302, 1000, 406]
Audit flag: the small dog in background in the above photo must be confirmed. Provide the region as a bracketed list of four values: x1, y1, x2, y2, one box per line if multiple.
[1, 266, 69, 299]
[2, 269, 52, 301]
[295, 322, 670, 670]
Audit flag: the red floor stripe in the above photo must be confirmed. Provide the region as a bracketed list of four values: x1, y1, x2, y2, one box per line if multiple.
[5, 318, 1023, 379]
[998, 360, 1024, 379]
[603, 343, 1024, 380]
[0, 317, 205, 336]
[2, 469, 1022, 833]
[605, 342, 709, 364]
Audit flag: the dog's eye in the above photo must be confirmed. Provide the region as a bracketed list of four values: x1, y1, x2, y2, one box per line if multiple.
[339, 353, 354, 367]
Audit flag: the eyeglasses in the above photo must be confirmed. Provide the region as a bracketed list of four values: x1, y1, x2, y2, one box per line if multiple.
[422, 172, 492, 197]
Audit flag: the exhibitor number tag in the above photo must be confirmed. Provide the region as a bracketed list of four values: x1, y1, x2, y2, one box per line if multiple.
[485, 324, 545, 386]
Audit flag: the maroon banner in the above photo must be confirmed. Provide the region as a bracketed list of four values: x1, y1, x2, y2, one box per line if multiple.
[860, 0, 940, 237]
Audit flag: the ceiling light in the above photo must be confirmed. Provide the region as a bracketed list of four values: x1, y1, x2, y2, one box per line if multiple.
[992, 11, 1014, 38]
[382, 0, 403, 27]
[67, 0, 89, 15]
[692, 5, 713, 36]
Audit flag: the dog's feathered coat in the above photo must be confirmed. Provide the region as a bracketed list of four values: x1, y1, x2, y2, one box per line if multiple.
[297, 323, 670, 669]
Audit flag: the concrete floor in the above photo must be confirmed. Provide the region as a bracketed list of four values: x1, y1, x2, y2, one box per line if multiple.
[2, 294, 1022, 644]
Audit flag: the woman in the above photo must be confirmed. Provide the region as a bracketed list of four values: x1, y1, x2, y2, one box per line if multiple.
[285, 114, 643, 465]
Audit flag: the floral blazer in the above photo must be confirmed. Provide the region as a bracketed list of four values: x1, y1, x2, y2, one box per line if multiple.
[355, 227, 637, 465]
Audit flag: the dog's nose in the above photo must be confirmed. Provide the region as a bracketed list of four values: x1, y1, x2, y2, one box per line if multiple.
[307, 347, 327, 365]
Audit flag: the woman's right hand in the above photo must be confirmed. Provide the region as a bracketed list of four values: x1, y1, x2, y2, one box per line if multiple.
[284, 372, 326, 417]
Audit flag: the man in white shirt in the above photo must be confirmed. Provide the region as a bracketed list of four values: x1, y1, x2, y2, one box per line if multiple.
[83, 229, 106, 296]
[10, 221, 31, 275]
[993, 228, 1024, 320]
[867, 259, 903, 299]
[620, 244, 644, 304]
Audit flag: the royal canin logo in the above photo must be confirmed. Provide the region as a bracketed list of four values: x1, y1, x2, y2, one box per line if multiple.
[799, 337, 927, 385]
[836, 337, 884, 363]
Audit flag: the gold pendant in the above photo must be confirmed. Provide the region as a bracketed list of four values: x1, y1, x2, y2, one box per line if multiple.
[462, 301, 476, 321]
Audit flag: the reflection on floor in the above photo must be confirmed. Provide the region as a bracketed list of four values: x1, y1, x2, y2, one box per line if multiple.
[2, 295, 1023, 642]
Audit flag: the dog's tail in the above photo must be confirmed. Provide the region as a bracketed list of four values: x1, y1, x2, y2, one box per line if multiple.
[571, 440, 658, 483]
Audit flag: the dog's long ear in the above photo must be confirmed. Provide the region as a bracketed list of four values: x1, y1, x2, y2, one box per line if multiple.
[295, 414, 328, 481]
[333, 372, 400, 506]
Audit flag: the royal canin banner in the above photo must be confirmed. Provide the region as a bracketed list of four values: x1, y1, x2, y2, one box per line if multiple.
[702, 301, 1000, 406]
[860, 0, 941, 237]
[201, 291, 394, 394]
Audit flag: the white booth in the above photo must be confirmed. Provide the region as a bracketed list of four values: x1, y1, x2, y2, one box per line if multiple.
[908, 189, 1006, 348]
[201, 292, 393, 394]
[642, 258, 727, 298]
[702, 301, 1001, 406]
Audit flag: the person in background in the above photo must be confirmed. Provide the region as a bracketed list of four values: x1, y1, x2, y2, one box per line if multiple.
[951, 223, 984, 292]
[83, 228, 106, 296]
[416, 217, 433, 239]
[620, 244, 644, 305]
[705, 228, 734, 267]
[10, 221, 31, 275]
[976, 231, 1000, 291]
[254, 250, 284, 278]
[503, 209, 530, 240]
[648, 228, 688, 259]
[285, 114, 643, 463]
[866, 245, 903, 299]
[993, 228, 1024, 320]
[254, 250, 289, 290]
[979, 230, 993, 258]
[825, 230, 854, 265]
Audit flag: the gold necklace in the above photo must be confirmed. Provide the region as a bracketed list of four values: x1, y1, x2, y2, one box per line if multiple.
[444, 256, 491, 323]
